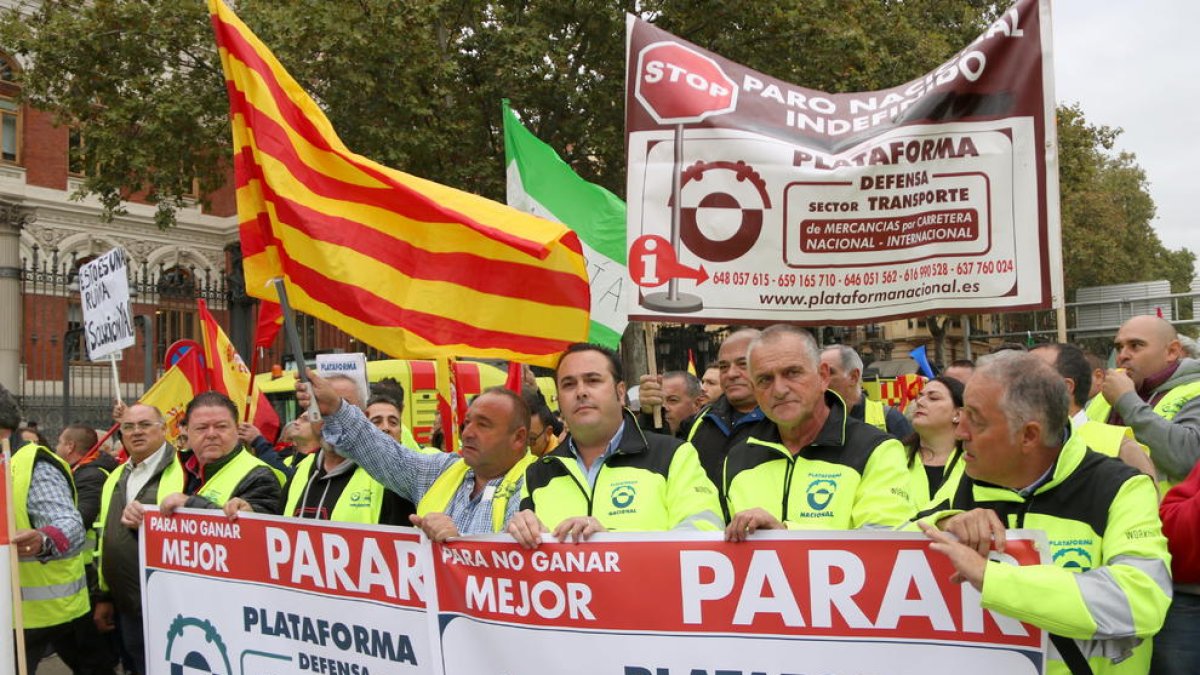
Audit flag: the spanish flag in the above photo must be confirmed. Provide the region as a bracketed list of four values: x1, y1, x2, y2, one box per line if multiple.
[208, 0, 590, 368]
[139, 353, 204, 447]
[198, 299, 281, 443]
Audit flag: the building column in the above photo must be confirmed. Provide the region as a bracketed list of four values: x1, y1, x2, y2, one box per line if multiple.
[0, 200, 32, 393]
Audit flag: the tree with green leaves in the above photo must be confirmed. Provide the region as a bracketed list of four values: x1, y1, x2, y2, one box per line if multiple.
[1057, 103, 1195, 296]
[1, 0, 997, 226]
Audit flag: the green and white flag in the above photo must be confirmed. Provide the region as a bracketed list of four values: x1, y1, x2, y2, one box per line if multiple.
[503, 100, 628, 349]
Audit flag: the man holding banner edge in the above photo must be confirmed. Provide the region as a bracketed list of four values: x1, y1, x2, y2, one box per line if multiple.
[918, 351, 1171, 675]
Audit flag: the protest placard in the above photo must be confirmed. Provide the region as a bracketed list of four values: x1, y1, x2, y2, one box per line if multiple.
[625, 0, 1059, 323]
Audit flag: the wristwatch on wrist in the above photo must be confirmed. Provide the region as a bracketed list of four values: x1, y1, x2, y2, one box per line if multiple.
[34, 531, 55, 561]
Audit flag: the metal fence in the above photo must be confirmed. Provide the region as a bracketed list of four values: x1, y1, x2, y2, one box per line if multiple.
[19, 246, 227, 434]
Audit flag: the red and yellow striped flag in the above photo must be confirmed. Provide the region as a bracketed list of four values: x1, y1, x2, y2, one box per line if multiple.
[208, 0, 590, 368]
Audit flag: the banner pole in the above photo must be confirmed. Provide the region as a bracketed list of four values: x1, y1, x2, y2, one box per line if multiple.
[2, 437, 27, 674]
[272, 278, 320, 422]
[642, 322, 662, 428]
[109, 353, 123, 407]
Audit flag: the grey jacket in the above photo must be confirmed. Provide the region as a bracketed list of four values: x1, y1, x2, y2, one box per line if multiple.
[1115, 357, 1200, 482]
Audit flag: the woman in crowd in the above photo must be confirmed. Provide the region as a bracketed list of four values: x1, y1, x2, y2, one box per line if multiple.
[905, 376, 965, 507]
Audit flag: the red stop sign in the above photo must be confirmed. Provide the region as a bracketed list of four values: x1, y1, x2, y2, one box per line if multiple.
[635, 41, 738, 125]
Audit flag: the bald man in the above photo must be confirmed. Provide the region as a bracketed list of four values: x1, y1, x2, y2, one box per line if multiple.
[1094, 315, 1200, 485]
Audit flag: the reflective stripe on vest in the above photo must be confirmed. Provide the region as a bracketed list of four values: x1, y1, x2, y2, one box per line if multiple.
[864, 398, 887, 431]
[284, 454, 386, 523]
[11, 444, 90, 629]
[158, 448, 281, 507]
[418, 453, 534, 533]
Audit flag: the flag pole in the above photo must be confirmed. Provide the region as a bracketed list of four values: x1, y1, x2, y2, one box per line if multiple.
[272, 278, 320, 422]
[242, 346, 260, 424]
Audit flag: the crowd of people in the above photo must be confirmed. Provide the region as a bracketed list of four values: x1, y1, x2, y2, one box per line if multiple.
[6, 314, 1200, 674]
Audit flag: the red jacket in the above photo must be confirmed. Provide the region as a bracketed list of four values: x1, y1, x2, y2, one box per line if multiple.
[1161, 460, 1200, 584]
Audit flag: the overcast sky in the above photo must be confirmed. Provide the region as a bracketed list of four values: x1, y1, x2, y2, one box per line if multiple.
[1052, 1, 1198, 257]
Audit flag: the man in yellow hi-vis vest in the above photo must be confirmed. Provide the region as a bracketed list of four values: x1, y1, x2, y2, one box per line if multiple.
[147, 391, 283, 520]
[919, 351, 1171, 675]
[282, 376, 420, 526]
[2, 384, 111, 673]
[299, 373, 533, 541]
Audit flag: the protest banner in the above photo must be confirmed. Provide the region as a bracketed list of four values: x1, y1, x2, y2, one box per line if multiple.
[78, 247, 135, 361]
[625, 0, 1060, 323]
[141, 509, 430, 675]
[424, 531, 1049, 675]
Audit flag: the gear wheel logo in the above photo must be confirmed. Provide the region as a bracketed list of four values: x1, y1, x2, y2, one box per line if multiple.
[164, 614, 232, 675]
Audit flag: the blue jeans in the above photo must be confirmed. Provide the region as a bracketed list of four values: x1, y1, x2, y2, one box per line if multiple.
[1152, 590, 1200, 675]
[116, 611, 146, 675]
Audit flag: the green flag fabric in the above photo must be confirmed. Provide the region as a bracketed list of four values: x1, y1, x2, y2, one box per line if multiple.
[503, 100, 628, 349]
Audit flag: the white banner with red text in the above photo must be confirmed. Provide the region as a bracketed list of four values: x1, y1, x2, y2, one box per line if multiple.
[140, 511, 1049, 675]
[140, 508, 429, 675]
[424, 530, 1049, 675]
[624, 0, 1060, 323]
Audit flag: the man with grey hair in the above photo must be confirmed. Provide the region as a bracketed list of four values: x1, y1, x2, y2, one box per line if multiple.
[918, 351, 1171, 675]
[660, 370, 703, 436]
[724, 325, 913, 540]
[821, 344, 913, 439]
[681, 328, 768, 510]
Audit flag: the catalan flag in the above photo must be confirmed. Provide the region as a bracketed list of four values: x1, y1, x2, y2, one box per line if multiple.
[208, 0, 591, 368]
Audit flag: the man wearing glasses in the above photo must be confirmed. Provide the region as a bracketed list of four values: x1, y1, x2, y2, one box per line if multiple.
[93, 402, 177, 675]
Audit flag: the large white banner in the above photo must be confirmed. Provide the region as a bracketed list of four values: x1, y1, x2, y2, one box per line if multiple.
[78, 247, 135, 360]
[141, 512, 1048, 675]
[624, 0, 1060, 323]
[141, 509, 431, 675]
[425, 531, 1049, 675]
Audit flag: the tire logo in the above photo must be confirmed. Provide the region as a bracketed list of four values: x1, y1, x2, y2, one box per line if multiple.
[674, 160, 771, 262]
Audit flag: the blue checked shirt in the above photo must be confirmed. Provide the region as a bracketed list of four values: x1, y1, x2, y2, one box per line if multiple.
[321, 403, 524, 535]
[26, 459, 86, 558]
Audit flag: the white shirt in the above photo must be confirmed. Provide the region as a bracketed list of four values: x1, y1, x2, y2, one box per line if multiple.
[126, 442, 169, 506]
[1071, 408, 1090, 429]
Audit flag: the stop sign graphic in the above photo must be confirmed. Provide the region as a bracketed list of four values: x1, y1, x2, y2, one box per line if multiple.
[635, 41, 738, 125]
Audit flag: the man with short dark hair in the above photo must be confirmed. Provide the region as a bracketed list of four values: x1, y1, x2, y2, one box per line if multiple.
[1030, 343, 1156, 477]
[699, 365, 721, 406]
[821, 344, 913, 439]
[301, 376, 535, 541]
[148, 391, 284, 519]
[528, 404, 558, 457]
[507, 343, 723, 547]
[919, 351, 1171, 675]
[724, 326, 913, 540]
[55, 424, 119, 551]
[943, 359, 976, 384]
[366, 393, 421, 449]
